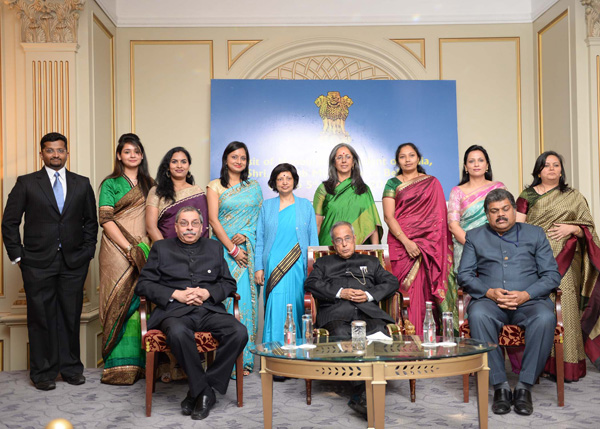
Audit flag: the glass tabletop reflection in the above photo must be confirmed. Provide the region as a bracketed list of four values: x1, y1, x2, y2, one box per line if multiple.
[249, 336, 496, 362]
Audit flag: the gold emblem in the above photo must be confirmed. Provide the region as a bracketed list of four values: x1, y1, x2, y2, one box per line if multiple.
[315, 91, 353, 142]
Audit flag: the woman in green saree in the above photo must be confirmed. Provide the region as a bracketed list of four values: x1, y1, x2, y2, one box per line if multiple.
[313, 144, 382, 245]
[98, 133, 154, 385]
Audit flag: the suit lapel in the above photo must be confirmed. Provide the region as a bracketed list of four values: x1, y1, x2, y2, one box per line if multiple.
[62, 170, 78, 214]
[36, 169, 60, 214]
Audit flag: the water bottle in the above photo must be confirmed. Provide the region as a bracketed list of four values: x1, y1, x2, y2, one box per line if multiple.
[284, 304, 296, 346]
[423, 301, 436, 344]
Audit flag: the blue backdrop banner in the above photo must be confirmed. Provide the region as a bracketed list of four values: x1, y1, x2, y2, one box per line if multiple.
[210, 79, 459, 200]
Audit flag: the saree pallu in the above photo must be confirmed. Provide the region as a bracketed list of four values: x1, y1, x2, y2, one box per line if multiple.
[262, 205, 305, 344]
[385, 176, 454, 336]
[517, 187, 600, 381]
[99, 185, 148, 385]
[448, 182, 506, 272]
[156, 186, 209, 239]
[212, 180, 263, 371]
[314, 179, 383, 245]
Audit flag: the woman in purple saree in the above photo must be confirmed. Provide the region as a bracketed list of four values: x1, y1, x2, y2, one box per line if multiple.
[146, 147, 209, 242]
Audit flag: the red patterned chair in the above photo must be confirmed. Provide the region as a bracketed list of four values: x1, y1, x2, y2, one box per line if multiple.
[458, 287, 565, 406]
[303, 245, 416, 405]
[140, 293, 244, 417]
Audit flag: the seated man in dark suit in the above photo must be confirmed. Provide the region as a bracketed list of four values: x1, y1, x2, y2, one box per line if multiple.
[304, 220, 398, 417]
[458, 189, 561, 416]
[135, 206, 247, 421]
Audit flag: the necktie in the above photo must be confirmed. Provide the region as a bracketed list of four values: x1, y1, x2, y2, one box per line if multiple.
[53, 171, 64, 213]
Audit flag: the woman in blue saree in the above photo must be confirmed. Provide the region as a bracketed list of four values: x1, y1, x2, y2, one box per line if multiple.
[254, 164, 319, 347]
[207, 141, 263, 374]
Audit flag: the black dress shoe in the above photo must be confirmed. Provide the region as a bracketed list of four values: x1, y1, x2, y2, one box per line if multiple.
[34, 380, 56, 391]
[62, 374, 86, 385]
[348, 391, 368, 420]
[191, 388, 216, 420]
[491, 388, 512, 415]
[181, 391, 194, 416]
[513, 388, 533, 416]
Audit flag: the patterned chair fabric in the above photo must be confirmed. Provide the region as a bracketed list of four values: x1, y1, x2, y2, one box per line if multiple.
[143, 330, 219, 352]
[458, 288, 565, 407]
[139, 294, 243, 417]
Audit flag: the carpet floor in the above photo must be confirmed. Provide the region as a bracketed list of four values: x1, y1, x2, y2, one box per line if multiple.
[1, 359, 599, 428]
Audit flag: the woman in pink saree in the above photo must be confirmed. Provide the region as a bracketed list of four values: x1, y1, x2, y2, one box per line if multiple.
[383, 143, 454, 335]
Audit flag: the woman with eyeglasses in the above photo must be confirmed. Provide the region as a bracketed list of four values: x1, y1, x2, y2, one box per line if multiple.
[207, 141, 263, 375]
[98, 133, 154, 384]
[146, 147, 208, 243]
[382, 142, 454, 336]
[516, 151, 600, 382]
[254, 164, 318, 352]
[313, 143, 382, 246]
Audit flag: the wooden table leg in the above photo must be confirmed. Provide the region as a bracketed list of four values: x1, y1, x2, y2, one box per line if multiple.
[260, 356, 273, 429]
[475, 353, 490, 429]
[372, 362, 387, 429]
[365, 380, 374, 428]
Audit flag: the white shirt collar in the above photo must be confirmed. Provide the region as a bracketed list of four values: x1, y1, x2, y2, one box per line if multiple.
[45, 165, 66, 182]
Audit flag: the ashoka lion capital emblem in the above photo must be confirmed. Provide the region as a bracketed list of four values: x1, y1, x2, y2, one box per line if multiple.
[315, 91, 353, 143]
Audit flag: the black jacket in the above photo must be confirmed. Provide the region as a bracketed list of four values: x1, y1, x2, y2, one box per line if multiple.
[135, 237, 237, 330]
[304, 253, 398, 327]
[2, 168, 98, 269]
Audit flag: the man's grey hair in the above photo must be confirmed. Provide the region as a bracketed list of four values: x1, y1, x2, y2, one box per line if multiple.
[175, 206, 204, 224]
[484, 189, 517, 214]
[329, 221, 355, 240]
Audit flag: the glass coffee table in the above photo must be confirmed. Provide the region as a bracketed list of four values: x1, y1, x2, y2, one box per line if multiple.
[250, 336, 496, 429]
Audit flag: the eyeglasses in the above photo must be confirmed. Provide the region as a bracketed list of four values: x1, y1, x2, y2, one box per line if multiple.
[335, 154, 352, 161]
[43, 148, 67, 154]
[178, 220, 201, 227]
[333, 235, 354, 245]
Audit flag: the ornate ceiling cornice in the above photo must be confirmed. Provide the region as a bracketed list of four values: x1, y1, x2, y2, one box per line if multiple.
[5, 0, 84, 43]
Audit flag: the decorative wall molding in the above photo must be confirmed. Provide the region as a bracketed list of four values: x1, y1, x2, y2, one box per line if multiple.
[582, 0, 600, 37]
[391, 39, 426, 68]
[228, 40, 261, 70]
[263, 55, 393, 80]
[96, 0, 560, 28]
[242, 38, 419, 81]
[5, 0, 84, 43]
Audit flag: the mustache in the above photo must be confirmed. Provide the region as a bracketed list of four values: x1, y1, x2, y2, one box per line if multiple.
[183, 231, 197, 236]
[496, 216, 508, 222]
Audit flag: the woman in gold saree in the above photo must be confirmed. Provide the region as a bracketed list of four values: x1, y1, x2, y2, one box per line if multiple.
[517, 151, 600, 381]
[98, 134, 154, 384]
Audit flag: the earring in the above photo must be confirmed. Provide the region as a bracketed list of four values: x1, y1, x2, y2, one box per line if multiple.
[187, 172, 191, 178]
[166, 171, 171, 178]
[486, 168, 489, 172]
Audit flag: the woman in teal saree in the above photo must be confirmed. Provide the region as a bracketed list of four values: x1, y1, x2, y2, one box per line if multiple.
[207, 141, 263, 374]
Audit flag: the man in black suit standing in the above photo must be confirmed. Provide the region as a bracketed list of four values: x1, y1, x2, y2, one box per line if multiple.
[135, 206, 247, 421]
[304, 220, 398, 417]
[2, 132, 98, 390]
